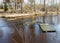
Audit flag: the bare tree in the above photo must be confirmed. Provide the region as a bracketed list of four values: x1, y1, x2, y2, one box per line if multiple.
[20, 0, 24, 13]
[14, 0, 24, 13]
[28, 0, 35, 12]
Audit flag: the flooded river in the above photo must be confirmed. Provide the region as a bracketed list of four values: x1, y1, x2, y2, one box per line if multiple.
[0, 17, 60, 43]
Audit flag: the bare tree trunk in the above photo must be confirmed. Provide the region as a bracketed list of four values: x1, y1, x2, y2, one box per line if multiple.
[43, 0, 46, 23]
[15, 2, 16, 12]
[21, 2, 23, 13]
[56, 0, 58, 14]
[56, 0, 59, 24]
[40, 0, 41, 11]
[34, 0, 35, 12]
[30, 3, 33, 12]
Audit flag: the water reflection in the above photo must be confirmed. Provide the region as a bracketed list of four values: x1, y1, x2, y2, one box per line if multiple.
[0, 18, 14, 43]
[52, 24, 60, 41]
[54, 24, 60, 31]
[35, 24, 41, 37]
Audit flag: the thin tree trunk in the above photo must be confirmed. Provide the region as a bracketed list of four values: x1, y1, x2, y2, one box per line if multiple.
[30, 3, 33, 12]
[43, 0, 46, 23]
[15, 2, 16, 10]
[56, 0, 58, 14]
[34, 0, 35, 12]
[21, 2, 23, 13]
[42, 0, 45, 11]
[56, 0, 58, 24]
[40, 0, 41, 11]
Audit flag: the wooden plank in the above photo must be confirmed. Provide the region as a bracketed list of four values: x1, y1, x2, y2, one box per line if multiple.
[39, 24, 56, 32]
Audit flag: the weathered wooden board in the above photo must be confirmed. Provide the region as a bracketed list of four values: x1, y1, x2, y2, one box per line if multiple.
[39, 24, 56, 32]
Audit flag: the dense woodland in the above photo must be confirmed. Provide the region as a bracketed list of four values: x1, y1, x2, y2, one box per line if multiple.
[0, 0, 60, 24]
[0, 0, 60, 13]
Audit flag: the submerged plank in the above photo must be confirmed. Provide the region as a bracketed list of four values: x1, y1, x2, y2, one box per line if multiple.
[39, 24, 56, 32]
